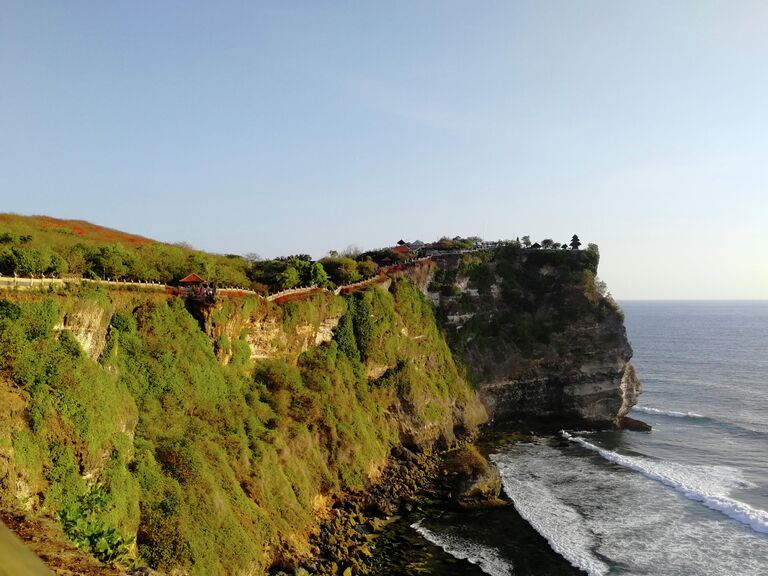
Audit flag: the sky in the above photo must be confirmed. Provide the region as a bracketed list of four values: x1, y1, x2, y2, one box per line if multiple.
[1, 1, 767, 299]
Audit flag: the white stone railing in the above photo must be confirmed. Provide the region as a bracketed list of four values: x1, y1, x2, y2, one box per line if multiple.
[0, 276, 65, 290]
[0, 254, 443, 301]
[266, 285, 321, 301]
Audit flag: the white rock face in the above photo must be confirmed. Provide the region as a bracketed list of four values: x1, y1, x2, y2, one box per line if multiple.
[616, 362, 642, 420]
[54, 300, 111, 360]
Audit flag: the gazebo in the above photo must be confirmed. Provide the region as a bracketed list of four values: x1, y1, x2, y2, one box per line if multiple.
[179, 273, 206, 286]
[178, 273, 213, 299]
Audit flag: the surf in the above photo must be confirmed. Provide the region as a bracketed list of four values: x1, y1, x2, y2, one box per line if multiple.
[633, 405, 705, 419]
[410, 521, 513, 576]
[490, 452, 610, 576]
[562, 431, 768, 535]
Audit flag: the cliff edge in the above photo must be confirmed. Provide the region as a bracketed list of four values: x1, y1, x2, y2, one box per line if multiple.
[423, 245, 640, 429]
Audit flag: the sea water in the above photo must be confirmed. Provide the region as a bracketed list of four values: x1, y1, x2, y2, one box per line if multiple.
[412, 301, 768, 575]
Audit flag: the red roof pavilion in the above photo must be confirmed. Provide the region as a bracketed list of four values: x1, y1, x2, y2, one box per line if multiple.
[179, 273, 206, 284]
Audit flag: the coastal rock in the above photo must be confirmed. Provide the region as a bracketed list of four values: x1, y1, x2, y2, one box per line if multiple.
[616, 362, 642, 423]
[616, 416, 652, 432]
[442, 445, 505, 508]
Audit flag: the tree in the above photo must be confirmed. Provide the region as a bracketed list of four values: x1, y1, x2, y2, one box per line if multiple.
[341, 245, 361, 258]
[570, 235, 582, 250]
[541, 238, 555, 250]
[521, 235, 531, 248]
[357, 259, 377, 278]
[186, 253, 215, 281]
[47, 252, 68, 277]
[277, 266, 300, 290]
[65, 244, 90, 275]
[0, 247, 45, 276]
[584, 243, 600, 272]
[309, 262, 329, 287]
[319, 257, 361, 285]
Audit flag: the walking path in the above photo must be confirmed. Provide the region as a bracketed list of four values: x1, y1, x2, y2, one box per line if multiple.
[0, 249, 484, 303]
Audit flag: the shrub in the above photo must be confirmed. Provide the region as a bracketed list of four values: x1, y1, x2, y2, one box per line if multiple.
[0, 299, 21, 320]
[59, 485, 133, 565]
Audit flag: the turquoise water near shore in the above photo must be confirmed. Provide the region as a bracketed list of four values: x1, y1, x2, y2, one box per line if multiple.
[396, 301, 768, 575]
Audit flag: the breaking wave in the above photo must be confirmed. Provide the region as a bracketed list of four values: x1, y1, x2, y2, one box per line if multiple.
[411, 521, 513, 576]
[631, 406, 768, 438]
[633, 405, 705, 419]
[490, 453, 610, 576]
[562, 431, 768, 535]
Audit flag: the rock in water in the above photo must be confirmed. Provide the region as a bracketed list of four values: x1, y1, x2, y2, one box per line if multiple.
[616, 416, 652, 432]
[442, 445, 506, 509]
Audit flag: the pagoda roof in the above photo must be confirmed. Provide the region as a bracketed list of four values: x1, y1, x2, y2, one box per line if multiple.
[179, 273, 206, 284]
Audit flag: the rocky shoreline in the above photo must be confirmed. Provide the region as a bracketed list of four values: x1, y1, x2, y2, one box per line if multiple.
[279, 426, 620, 576]
[270, 435, 509, 576]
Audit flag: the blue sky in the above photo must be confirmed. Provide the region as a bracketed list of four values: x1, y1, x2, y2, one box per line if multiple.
[2, 1, 767, 298]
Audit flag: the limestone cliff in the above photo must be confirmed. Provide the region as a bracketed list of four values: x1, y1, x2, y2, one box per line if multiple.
[186, 293, 343, 364]
[0, 281, 486, 575]
[420, 246, 640, 429]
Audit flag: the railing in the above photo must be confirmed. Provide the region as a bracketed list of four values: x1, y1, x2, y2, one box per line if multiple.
[0, 253, 447, 302]
[0, 275, 173, 293]
[334, 275, 388, 295]
[218, 287, 261, 297]
[0, 276, 65, 290]
[266, 285, 321, 301]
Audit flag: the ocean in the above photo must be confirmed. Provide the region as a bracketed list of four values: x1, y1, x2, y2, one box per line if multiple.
[405, 301, 768, 575]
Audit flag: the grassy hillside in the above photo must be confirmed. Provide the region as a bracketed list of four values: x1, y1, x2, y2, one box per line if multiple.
[0, 276, 485, 574]
[0, 214, 388, 293]
[0, 213, 252, 286]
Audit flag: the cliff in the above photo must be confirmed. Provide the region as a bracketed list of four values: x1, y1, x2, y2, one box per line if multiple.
[0, 236, 641, 575]
[0, 280, 486, 575]
[421, 245, 640, 429]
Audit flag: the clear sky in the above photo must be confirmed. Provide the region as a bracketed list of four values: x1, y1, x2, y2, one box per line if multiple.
[2, 1, 767, 299]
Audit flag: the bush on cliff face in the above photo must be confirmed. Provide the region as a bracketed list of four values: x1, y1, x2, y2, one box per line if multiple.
[0, 279, 483, 574]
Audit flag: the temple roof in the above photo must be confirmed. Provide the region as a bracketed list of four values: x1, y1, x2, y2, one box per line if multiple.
[179, 273, 206, 284]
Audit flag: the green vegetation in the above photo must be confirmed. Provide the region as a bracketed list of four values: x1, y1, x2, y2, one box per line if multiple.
[59, 486, 133, 564]
[429, 236, 478, 251]
[247, 254, 331, 292]
[0, 276, 482, 574]
[0, 214, 251, 286]
[436, 242, 620, 373]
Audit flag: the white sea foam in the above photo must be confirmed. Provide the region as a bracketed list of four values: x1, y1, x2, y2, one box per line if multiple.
[410, 521, 513, 576]
[561, 431, 768, 534]
[633, 405, 705, 419]
[492, 441, 768, 576]
[490, 453, 610, 576]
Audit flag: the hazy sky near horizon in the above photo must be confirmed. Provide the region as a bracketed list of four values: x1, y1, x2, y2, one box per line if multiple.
[2, 1, 767, 299]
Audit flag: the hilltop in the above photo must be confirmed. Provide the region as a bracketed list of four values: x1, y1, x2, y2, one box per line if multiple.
[0, 214, 252, 287]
